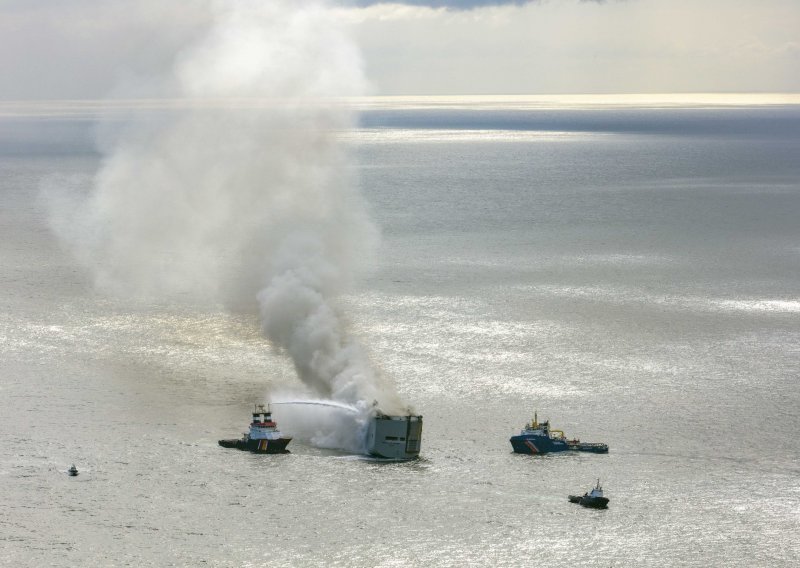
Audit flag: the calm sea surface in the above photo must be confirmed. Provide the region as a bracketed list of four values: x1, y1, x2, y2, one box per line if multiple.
[1, 98, 799, 566]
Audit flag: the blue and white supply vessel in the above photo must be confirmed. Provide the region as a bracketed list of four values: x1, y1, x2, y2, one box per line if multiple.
[510, 412, 608, 455]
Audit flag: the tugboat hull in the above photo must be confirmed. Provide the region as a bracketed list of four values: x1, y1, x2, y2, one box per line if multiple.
[580, 496, 609, 509]
[218, 438, 291, 454]
[568, 494, 609, 509]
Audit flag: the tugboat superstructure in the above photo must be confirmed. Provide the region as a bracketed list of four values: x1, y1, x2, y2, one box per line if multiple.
[510, 412, 608, 455]
[218, 404, 292, 454]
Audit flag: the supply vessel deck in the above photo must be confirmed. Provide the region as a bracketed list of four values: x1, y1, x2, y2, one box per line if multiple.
[510, 412, 608, 455]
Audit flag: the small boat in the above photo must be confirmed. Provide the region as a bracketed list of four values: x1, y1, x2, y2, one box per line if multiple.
[218, 404, 291, 454]
[67, 465, 78, 477]
[569, 479, 609, 509]
[510, 411, 608, 455]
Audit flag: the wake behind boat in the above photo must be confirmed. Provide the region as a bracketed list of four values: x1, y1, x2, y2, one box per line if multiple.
[218, 404, 291, 454]
[510, 412, 608, 455]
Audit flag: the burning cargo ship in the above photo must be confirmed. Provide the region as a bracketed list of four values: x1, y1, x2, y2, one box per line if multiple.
[366, 412, 423, 460]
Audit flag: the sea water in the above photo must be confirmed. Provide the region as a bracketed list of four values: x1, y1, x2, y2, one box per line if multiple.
[1, 97, 799, 566]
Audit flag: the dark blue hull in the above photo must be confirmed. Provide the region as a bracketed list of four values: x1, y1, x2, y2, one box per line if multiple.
[510, 434, 569, 454]
[218, 438, 291, 454]
[510, 434, 608, 455]
[569, 495, 609, 508]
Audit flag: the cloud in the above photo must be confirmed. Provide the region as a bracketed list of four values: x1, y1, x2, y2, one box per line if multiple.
[349, 0, 800, 94]
[0, 0, 211, 99]
[351, 0, 529, 7]
[349, 0, 609, 8]
[1, 0, 799, 99]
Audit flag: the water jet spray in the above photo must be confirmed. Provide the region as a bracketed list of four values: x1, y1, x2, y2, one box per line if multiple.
[270, 400, 359, 413]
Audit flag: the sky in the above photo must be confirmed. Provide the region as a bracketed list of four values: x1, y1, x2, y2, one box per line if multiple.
[1, 0, 798, 99]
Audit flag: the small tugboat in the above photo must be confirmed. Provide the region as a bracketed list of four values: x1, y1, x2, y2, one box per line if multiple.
[67, 464, 78, 477]
[569, 479, 609, 509]
[218, 404, 291, 454]
[509, 412, 608, 455]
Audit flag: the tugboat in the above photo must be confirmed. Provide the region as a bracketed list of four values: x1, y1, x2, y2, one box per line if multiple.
[510, 412, 608, 455]
[218, 405, 291, 454]
[67, 464, 78, 477]
[569, 479, 609, 509]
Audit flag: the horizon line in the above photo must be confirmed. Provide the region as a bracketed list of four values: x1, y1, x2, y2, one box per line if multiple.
[2, 93, 799, 118]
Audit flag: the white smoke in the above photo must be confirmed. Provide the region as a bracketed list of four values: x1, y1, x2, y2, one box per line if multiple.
[47, 0, 407, 444]
[269, 397, 371, 454]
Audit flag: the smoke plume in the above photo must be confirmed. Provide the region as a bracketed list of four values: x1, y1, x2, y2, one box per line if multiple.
[47, 0, 406, 434]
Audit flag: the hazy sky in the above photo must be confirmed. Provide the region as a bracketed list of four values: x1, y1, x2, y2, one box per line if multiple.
[1, 0, 798, 99]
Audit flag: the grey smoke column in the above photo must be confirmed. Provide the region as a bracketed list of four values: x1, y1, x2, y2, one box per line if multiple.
[49, 0, 405, 413]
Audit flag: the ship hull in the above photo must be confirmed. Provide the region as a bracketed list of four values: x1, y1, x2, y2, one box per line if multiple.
[570, 442, 609, 454]
[218, 438, 291, 454]
[510, 434, 569, 454]
[510, 435, 608, 455]
[569, 495, 609, 509]
[366, 414, 423, 460]
[580, 496, 609, 509]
